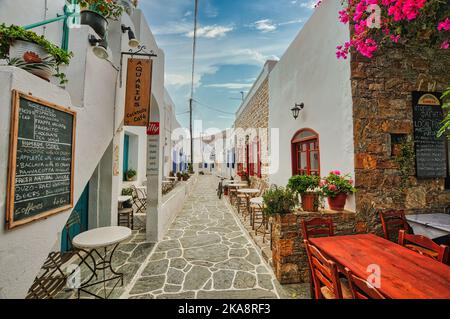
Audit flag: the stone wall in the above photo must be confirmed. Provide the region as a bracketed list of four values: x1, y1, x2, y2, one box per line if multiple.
[234, 78, 270, 185]
[351, 43, 450, 234]
[271, 210, 357, 284]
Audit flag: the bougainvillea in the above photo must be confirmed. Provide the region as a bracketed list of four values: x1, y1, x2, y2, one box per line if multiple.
[324, 0, 450, 59]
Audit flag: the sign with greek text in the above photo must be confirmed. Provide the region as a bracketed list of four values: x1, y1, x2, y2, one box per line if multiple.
[124, 58, 152, 126]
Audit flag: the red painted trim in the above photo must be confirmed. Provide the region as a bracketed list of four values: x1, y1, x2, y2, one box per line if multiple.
[291, 128, 320, 176]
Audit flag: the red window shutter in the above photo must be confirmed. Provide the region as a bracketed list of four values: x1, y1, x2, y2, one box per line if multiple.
[249, 142, 254, 176]
[257, 139, 261, 178]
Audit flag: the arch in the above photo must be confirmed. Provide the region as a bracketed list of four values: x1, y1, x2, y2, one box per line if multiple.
[291, 128, 320, 176]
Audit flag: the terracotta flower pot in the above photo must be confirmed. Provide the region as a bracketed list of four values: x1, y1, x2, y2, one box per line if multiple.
[327, 193, 347, 211]
[301, 193, 319, 212]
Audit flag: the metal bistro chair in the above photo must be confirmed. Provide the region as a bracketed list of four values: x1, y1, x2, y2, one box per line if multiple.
[131, 185, 147, 214]
[26, 212, 95, 299]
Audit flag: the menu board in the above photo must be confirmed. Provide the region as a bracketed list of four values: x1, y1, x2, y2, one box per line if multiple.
[6, 91, 76, 229]
[412, 91, 447, 178]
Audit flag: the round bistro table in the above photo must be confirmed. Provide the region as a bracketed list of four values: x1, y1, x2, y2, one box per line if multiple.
[72, 226, 132, 299]
[237, 188, 260, 221]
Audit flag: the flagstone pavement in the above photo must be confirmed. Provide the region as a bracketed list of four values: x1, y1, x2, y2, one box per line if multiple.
[121, 175, 284, 299]
[54, 175, 308, 299]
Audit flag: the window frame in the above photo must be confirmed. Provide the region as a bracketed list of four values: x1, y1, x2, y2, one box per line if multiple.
[291, 128, 320, 176]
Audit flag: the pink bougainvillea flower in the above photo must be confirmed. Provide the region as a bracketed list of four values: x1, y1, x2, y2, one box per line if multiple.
[441, 40, 449, 50]
[438, 18, 450, 31]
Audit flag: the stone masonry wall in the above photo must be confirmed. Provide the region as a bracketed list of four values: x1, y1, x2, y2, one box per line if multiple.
[351, 43, 450, 234]
[234, 78, 269, 185]
[271, 210, 357, 284]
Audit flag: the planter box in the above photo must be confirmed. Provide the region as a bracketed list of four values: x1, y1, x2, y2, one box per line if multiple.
[271, 210, 358, 284]
[9, 40, 54, 81]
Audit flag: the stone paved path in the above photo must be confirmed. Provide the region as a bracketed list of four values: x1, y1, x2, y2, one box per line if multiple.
[122, 175, 280, 299]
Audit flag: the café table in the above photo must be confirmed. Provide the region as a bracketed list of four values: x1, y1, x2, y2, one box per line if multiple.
[227, 183, 248, 204]
[72, 226, 132, 299]
[406, 213, 450, 239]
[310, 234, 450, 299]
[250, 197, 270, 242]
[237, 188, 260, 221]
[118, 195, 132, 206]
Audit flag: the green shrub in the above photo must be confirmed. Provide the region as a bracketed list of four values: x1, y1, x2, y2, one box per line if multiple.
[262, 186, 298, 216]
[287, 175, 320, 194]
[121, 187, 133, 196]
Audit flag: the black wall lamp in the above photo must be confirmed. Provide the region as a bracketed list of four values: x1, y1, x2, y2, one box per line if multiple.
[291, 103, 304, 120]
[121, 24, 140, 48]
[88, 35, 109, 60]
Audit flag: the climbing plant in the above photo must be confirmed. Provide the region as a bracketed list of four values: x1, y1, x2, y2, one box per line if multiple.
[329, 0, 450, 59]
[438, 87, 450, 138]
[394, 138, 416, 188]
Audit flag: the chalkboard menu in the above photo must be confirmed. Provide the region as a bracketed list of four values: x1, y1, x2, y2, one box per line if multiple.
[412, 91, 446, 178]
[6, 91, 76, 229]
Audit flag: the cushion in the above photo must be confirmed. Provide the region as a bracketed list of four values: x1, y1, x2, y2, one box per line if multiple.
[320, 280, 352, 299]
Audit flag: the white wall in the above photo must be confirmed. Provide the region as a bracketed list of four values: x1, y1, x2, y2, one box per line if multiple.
[268, 0, 356, 211]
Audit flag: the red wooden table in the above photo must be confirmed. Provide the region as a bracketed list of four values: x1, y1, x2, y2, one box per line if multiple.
[310, 234, 450, 299]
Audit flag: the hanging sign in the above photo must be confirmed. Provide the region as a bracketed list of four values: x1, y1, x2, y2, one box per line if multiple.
[147, 122, 160, 136]
[6, 91, 76, 229]
[124, 58, 152, 126]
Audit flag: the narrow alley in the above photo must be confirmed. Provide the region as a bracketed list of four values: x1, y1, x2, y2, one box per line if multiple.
[122, 176, 280, 299]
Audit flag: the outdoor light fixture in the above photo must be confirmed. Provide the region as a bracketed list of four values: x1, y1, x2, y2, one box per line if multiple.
[291, 103, 304, 120]
[121, 24, 140, 48]
[88, 35, 109, 60]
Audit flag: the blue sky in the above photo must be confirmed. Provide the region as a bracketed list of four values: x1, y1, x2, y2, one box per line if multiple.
[140, 0, 317, 129]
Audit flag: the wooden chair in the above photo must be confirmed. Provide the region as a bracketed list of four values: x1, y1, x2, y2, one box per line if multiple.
[301, 217, 334, 240]
[379, 210, 412, 242]
[398, 230, 449, 264]
[118, 207, 134, 229]
[344, 267, 386, 299]
[304, 240, 352, 299]
[301, 217, 334, 298]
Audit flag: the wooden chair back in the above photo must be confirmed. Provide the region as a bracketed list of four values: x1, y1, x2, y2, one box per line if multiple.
[379, 210, 411, 241]
[304, 240, 342, 299]
[301, 217, 334, 240]
[344, 267, 385, 299]
[398, 230, 449, 263]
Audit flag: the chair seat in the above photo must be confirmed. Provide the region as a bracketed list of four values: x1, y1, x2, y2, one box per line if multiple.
[118, 208, 133, 214]
[320, 279, 352, 299]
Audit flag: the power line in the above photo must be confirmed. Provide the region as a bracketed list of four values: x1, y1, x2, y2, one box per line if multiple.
[193, 99, 236, 115]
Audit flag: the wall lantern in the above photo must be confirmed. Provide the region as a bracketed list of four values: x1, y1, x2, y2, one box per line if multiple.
[121, 25, 140, 48]
[291, 103, 304, 120]
[88, 35, 109, 60]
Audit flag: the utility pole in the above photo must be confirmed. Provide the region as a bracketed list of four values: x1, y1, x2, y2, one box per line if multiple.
[189, 0, 199, 168]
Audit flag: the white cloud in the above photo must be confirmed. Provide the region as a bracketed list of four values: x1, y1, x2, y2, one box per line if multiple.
[186, 25, 234, 38]
[204, 83, 254, 90]
[299, 0, 317, 9]
[253, 19, 277, 33]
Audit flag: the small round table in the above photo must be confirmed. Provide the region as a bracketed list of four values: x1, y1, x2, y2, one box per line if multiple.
[237, 188, 260, 221]
[72, 226, 132, 299]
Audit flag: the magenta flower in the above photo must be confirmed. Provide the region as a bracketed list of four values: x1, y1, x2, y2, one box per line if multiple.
[441, 40, 449, 50]
[438, 18, 450, 31]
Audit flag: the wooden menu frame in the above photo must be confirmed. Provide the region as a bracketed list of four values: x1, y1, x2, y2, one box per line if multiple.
[6, 90, 77, 229]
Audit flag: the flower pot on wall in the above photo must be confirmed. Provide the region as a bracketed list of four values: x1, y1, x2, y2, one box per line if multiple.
[80, 10, 108, 38]
[327, 193, 347, 211]
[301, 193, 319, 212]
[9, 40, 53, 81]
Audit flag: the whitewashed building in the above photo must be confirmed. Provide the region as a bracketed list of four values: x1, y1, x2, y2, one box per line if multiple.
[0, 0, 186, 298]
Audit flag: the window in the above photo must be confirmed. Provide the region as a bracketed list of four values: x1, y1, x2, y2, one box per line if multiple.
[291, 129, 320, 176]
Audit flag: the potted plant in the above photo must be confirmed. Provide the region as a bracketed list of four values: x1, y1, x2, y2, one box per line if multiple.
[79, 0, 124, 38]
[262, 186, 298, 217]
[176, 171, 182, 181]
[320, 171, 356, 211]
[169, 171, 175, 177]
[0, 24, 72, 84]
[182, 172, 190, 181]
[187, 163, 194, 174]
[125, 168, 137, 181]
[287, 175, 321, 212]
